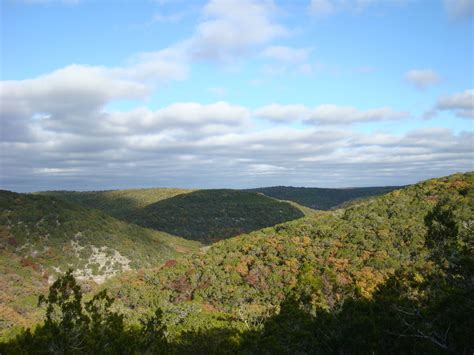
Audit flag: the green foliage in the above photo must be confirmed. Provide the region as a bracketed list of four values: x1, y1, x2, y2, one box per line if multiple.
[1, 172, 473, 353]
[45, 189, 304, 244]
[248, 185, 402, 210]
[0, 190, 200, 338]
[128, 189, 304, 243]
[0, 270, 168, 355]
[41, 188, 193, 221]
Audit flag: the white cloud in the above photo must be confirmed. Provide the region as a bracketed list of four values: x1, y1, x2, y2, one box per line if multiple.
[309, 0, 336, 16]
[1, 92, 471, 190]
[255, 104, 407, 124]
[254, 104, 310, 122]
[261, 45, 312, 62]
[404, 69, 440, 90]
[309, 0, 412, 17]
[444, 0, 474, 20]
[436, 89, 474, 118]
[123, 45, 189, 82]
[189, 0, 288, 61]
[150, 11, 187, 23]
[15, 0, 80, 4]
[207, 87, 227, 96]
[308, 105, 408, 124]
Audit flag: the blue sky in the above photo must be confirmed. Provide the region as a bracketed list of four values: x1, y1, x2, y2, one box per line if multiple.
[1, 0, 473, 191]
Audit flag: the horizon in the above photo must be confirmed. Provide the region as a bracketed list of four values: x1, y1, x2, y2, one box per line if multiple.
[1, 0, 473, 191]
[5, 170, 469, 193]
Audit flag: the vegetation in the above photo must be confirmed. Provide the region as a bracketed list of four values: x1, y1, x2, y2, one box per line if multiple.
[41, 188, 194, 221]
[1, 172, 472, 353]
[126, 189, 304, 243]
[248, 185, 401, 210]
[101, 172, 472, 352]
[0, 191, 200, 339]
[44, 189, 304, 243]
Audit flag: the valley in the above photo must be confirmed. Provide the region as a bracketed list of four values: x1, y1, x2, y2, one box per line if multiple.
[0, 172, 472, 353]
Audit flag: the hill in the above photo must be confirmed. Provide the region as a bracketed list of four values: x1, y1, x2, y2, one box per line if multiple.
[247, 185, 402, 210]
[43, 189, 305, 244]
[41, 188, 194, 220]
[0, 190, 200, 338]
[96, 172, 472, 352]
[1, 172, 472, 353]
[126, 189, 304, 243]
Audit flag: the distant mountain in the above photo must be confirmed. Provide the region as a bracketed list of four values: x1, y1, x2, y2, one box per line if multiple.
[44, 189, 304, 244]
[247, 185, 402, 210]
[0, 190, 200, 338]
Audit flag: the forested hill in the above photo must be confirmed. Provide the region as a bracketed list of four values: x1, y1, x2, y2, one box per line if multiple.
[0, 190, 200, 338]
[247, 185, 402, 210]
[43, 189, 304, 244]
[96, 172, 472, 353]
[1, 172, 472, 353]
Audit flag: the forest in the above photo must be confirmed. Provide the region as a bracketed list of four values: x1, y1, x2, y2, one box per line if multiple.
[0, 172, 472, 353]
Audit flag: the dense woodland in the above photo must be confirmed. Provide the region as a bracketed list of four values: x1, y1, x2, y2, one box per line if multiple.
[247, 185, 401, 210]
[0, 172, 473, 353]
[42, 189, 304, 244]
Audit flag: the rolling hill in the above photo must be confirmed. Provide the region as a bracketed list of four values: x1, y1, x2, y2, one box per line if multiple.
[1, 172, 472, 353]
[43, 189, 305, 244]
[0, 190, 201, 339]
[248, 185, 402, 210]
[96, 172, 473, 352]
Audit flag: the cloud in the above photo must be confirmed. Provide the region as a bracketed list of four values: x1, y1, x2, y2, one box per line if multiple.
[309, 0, 402, 17]
[261, 45, 312, 62]
[309, 0, 336, 16]
[443, 0, 474, 20]
[189, 0, 288, 61]
[436, 89, 474, 118]
[207, 87, 227, 96]
[404, 69, 440, 90]
[1, 0, 472, 191]
[14, 0, 80, 4]
[123, 45, 189, 82]
[254, 104, 310, 122]
[149, 11, 187, 23]
[2, 107, 471, 191]
[108, 102, 250, 133]
[255, 104, 408, 124]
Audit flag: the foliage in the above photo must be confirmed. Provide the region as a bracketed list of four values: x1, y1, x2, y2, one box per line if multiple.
[45, 189, 304, 244]
[127, 189, 304, 243]
[248, 185, 401, 210]
[1, 172, 473, 353]
[0, 270, 167, 354]
[0, 191, 200, 339]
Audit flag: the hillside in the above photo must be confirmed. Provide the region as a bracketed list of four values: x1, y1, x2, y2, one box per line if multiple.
[41, 188, 194, 220]
[248, 185, 402, 210]
[1, 172, 472, 353]
[0, 191, 201, 338]
[96, 172, 472, 352]
[44, 189, 305, 244]
[126, 190, 304, 243]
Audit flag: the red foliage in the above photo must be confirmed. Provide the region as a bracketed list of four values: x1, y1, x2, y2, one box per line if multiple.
[163, 259, 178, 268]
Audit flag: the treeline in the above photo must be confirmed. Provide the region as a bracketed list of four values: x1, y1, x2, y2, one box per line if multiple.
[248, 185, 401, 210]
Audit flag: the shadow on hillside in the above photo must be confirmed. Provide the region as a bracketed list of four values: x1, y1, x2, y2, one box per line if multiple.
[247, 186, 402, 210]
[40, 190, 143, 219]
[126, 189, 304, 244]
[3, 272, 471, 355]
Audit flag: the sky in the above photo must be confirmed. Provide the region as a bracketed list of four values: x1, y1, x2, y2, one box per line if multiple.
[0, 0, 473, 192]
